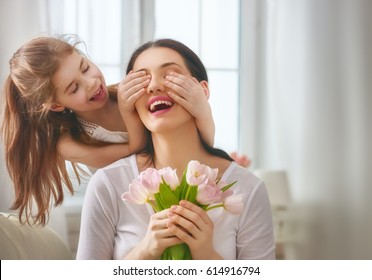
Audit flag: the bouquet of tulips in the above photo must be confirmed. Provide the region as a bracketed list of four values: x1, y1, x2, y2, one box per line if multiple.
[121, 160, 243, 260]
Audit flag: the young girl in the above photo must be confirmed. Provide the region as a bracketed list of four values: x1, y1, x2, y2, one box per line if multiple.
[1, 35, 215, 226]
[76, 39, 275, 260]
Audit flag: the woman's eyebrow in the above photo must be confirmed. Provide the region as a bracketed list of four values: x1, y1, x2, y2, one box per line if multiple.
[135, 62, 183, 73]
[160, 62, 183, 69]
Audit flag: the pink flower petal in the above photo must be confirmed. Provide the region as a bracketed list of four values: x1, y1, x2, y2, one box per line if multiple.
[223, 194, 244, 215]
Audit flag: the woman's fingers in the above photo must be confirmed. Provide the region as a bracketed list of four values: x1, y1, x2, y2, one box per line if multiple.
[167, 201, 213, 239]
[144, 209, 183, 254]
[167, 221, 194, 243]
[179, 200, 213, 226]
[166, 201, 219, 259]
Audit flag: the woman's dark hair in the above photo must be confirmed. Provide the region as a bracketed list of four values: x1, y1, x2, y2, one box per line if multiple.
[126, 39, 233, 164]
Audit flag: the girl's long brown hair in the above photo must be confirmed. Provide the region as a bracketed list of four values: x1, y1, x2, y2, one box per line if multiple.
[1, 35, 112, 225]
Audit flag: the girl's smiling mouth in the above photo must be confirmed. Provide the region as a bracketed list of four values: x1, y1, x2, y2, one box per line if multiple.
[89, 85, 105, 101]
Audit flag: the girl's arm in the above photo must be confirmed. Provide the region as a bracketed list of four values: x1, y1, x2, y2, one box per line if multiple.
[117, 71, 151, 154]
[58, 133, 131, 168]
[59, 72, 151, 168]
[164, 72, 215, 146]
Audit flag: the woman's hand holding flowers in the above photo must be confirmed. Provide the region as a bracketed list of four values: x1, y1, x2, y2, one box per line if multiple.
[125, 209, 183, 260]
[122, 160, 243, 259]
[167, 200, 222, 260]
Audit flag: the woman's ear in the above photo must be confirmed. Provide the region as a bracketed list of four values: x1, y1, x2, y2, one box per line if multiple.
[200, 80, 210, 99]
[48, 103, 65, 112]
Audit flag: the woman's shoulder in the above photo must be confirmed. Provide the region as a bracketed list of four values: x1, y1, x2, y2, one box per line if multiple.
[91, 154, 138, 185]
[223, 162, 266, 193]
[99, 154, 137, 172]
[87, 155, 138, 196]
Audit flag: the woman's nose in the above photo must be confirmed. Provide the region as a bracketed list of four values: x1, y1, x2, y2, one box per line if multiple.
[147, 75, 165, 94]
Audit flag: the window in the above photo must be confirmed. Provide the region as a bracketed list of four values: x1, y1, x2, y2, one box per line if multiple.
[153, 0, 240, 153]
[48, 0, 243, 154]
[48, 0, 125, 84]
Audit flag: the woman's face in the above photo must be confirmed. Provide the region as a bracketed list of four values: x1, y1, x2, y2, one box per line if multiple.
[132, 47, 194, 133]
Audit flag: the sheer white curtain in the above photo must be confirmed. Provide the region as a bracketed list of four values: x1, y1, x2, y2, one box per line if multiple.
[256, 0, 372, 258]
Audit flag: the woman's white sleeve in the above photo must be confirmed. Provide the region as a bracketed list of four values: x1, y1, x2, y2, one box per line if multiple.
[76, 171, 118, 259]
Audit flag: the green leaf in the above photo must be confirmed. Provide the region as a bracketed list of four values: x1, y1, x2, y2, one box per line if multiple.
[179, 170, 188, 200]
[161, 243, 191, 260]
[184, 185, 198, 204]
[221, 180, 237, 192]
[159, 182, 179, 208]
[154, 193, 165, 211]
[173, 185, 181, 199]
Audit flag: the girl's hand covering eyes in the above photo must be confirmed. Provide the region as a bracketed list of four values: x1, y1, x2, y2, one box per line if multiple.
[164, 72, 210, 120]
[164, 72, 215, 146]
[118, 71, 150, 114]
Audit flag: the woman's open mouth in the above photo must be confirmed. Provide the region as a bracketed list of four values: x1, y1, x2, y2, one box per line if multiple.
[148, 96, 174, 114]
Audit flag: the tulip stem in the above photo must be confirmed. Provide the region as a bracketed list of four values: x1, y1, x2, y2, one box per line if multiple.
[206, 204, 223, 212]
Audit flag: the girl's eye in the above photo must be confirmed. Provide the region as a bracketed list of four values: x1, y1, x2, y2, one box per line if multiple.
[72, 83, 79, 93]
[83, 65, 90, 73]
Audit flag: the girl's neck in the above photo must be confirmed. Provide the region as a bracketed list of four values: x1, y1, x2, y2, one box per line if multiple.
[76, 97, 126, 131]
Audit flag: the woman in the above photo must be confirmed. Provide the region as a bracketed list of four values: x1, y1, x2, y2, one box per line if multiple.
[76, 39, 275, 260]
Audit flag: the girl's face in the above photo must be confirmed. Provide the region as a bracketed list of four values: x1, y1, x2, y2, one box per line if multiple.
[50, 51, 108, 114]
[132, 47, 194, 133]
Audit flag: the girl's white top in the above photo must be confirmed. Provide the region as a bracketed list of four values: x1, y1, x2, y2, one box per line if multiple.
[78, 118, 129, 144]
[76, 154, 276, 260]
[75, 118, 129, 175]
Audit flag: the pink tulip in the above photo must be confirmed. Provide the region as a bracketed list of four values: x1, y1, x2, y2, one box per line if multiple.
[221, 188, 234, 201]
[158, 167, 179, 190]
[205, 166, 218, 184]
[196, 183, 223, 205]
[186, 160, 208, 186]
[216, 179, 228, 189]
[121, 178, 150, 204]
[139, 168, 162, 194]
[223, 194, 244, 215]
